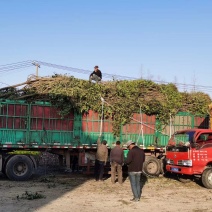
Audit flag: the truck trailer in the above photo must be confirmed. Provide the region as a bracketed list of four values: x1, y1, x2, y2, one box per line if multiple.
[0, 99, 209, 181]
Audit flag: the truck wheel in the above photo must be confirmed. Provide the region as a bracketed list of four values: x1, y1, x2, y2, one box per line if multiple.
[143, 156, 161, 177]
[202, 168, 212, 189]
[5, 155, 34, 181]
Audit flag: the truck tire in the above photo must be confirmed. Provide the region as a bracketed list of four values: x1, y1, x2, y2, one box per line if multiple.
[143, 156, 161, 177]
[202, 168, 212, 189]
[5, 155, 34, 181]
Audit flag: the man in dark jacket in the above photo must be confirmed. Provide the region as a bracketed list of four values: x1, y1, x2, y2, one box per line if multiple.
[125, 140, 145, 202]
[110, 141, 124, 184]
[89, 65, 102, 83]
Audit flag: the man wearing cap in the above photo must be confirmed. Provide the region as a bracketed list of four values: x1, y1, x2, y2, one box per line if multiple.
[94, 136, 108, 181]
[125, 140, 145, 202]
[89, 66, 102, 83]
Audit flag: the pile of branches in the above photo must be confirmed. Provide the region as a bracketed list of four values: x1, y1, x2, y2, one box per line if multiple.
[0, 74, 211, 135]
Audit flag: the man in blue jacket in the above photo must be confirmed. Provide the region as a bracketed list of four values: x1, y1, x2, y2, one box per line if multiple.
[126, 140, 145, 202]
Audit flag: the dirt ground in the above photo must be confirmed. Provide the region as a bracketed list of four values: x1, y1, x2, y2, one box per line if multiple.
[0, 167, 212, 212]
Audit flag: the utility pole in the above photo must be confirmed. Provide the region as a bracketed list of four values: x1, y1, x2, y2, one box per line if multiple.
[32, 61, 40, 77]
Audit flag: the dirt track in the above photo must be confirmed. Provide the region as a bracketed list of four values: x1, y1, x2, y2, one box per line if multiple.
[0, 166, 212, 212]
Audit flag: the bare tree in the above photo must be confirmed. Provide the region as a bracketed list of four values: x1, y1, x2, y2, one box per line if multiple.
[191, 71, 197, 92]
[147, 69, 153, 80]
[173, 76, 178, 86]
[140, 64, 144, 79]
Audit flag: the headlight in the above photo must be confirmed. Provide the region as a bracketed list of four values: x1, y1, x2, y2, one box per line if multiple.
[166, 158, 173, 165]
[178, 160, 192, 166]
[166, 159, 171, 164]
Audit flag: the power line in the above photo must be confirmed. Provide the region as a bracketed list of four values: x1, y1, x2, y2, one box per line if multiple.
[1, 60, 212, 95]
[0, 61, 33, 73]
[0, 60, 32, 67]
[34, 60, 212, 94]
[35, 60, 136, 80]
[0, 65, 33, 73]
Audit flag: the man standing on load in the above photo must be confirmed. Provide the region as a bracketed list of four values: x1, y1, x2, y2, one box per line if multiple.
[94, 136, 108, 181]
[89, 65, 102, 83]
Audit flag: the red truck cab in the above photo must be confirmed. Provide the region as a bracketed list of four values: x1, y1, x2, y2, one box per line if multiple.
[166, 129, 212, 189]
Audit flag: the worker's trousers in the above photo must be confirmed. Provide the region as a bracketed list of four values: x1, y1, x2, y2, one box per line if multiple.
[94, 159, 104, 181]
[111, 162, 123, 184]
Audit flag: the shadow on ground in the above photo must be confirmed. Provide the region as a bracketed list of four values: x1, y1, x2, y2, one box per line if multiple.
[163, 171, 204, 188]
[0, 165, 95, 211]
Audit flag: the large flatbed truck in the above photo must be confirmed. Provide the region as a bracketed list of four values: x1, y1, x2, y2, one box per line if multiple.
[0, 99, 209, 180]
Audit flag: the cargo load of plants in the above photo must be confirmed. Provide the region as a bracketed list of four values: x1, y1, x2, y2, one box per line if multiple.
[0, 75, 211, 135]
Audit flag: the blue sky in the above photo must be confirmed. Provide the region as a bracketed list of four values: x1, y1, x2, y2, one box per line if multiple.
[0, 1, 212, 96]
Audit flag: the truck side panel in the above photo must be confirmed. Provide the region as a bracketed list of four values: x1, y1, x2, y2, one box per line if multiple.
[0, 102, 28, 144]
[29, 104, 74, 145]
[0, 100, 209, 149]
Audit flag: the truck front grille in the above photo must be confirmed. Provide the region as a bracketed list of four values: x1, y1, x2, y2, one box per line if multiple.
[177, 160, 183, 165]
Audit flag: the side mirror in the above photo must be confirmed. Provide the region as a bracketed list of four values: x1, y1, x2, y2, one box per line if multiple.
[195, 143, 200, 149]
[190, 143, 200, 149]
